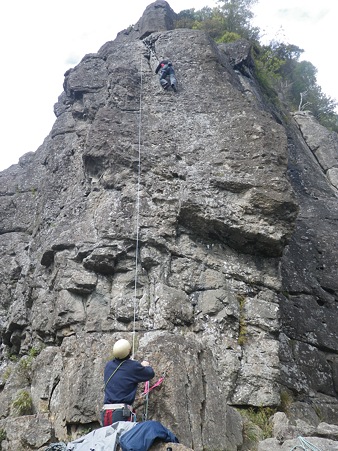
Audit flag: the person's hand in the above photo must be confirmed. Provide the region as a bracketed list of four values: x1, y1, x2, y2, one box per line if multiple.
[141, 360, 150, 367]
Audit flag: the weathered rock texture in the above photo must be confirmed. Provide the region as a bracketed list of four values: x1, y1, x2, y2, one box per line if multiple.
[0, 1, 337, 450]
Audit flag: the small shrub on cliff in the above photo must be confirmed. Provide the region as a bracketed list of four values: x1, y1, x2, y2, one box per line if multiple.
[8, 353, 18, 363]
[11, 389, 33, 416]
[0, 428, 7, 451]
[17, 356, 34, 382]
[240, 406, 276, 439]
[0, 428, 6, 442]
[242, 418, 262, 449]
[216, 31, 241, 43]
[17, 345, 44, 382]
[2, 367, 12, 383]
[280, 390, 293, 412]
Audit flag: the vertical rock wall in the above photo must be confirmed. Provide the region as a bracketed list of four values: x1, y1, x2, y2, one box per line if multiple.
[279, 111, 338, 422]
[0, 1, 337, 449]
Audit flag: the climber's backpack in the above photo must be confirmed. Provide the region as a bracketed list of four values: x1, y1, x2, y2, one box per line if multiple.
[119, 420, 178, 451]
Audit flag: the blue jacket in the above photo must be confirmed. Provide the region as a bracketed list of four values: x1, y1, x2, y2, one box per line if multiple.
[104, 358, 155, 405]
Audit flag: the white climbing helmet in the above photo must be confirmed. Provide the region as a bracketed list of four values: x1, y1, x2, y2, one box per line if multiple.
[113, 339, 132, 359]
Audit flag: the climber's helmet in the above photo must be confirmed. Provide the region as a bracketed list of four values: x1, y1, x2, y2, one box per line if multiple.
[113, 339, 132, 359]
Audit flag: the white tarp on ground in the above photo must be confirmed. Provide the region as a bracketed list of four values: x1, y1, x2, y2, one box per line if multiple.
[66, 421, 136, 451]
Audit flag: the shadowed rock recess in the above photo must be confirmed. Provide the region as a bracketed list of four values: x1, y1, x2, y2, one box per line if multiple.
[0, 1, 337, 450]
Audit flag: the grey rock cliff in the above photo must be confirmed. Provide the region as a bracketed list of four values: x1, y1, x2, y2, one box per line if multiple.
[0, 1, 337, 450]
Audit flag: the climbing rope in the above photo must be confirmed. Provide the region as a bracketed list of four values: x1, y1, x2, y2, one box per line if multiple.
[143, 381, 150, 421]
[141, 376, 164, 421]
[290, 436, 322, 451]
[130, 50, 169, 422]
[132, 53, 143, 359]
[140, 362, 172, 421]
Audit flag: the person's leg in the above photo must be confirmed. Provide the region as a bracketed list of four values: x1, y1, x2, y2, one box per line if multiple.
[160, 69, 169, 89]
[160, 79, 169, 89]
[169, 68, 177, 90]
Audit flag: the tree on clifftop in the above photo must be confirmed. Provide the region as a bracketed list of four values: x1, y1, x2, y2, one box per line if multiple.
[174, 0, 259, 41]
[217, 0, 259, 38]
[174, 2, 338, 131]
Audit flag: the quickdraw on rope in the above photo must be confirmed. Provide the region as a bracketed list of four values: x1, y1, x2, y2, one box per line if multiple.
[132, 53, 143, 359]
[142, 376, 165, 396]
[142, 378, 165, 421]
[290, 436, 322, 451]
[141, 362, 172, 420]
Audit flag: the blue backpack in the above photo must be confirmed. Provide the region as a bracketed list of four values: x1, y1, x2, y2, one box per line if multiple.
[119, 420, 178, 451]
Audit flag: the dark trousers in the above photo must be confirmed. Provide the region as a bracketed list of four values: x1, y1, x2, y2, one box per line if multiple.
[159, 67, 176, 88]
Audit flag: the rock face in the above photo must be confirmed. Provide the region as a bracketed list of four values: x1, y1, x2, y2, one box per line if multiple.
[0, 1, 337, 450]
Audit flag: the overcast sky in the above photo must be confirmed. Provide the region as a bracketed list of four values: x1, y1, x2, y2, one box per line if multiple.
[0, 0, 337, 171]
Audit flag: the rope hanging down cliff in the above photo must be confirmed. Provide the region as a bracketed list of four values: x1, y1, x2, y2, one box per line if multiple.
[132, 53, 143, 359]
[131, 52, 170, 421]
[132, 40, 163, 346]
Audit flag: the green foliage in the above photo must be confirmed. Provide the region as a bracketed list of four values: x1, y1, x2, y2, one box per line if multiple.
[252, 42, 299, 109]
[11, 389, 33, 416]
[174, 8, 197, 29]
[2, 367, 12, 382]
[242, 419, 261, 448]
[313, 404, 325, 422]
[240, 406, 276, 439]
[255, 46, 285, 77]
[174, 1, 259, 40]
[269, 41, 304, 63]
[217, 0, 259, 39]
[192, 9, 227, 39]
[298, 85, 338, 131]
[0, 428, 6, 448]
[17, 345, 44, 382]
[18, 356, 34, 382]
[216, 31, 241, 43]
[28, 346, 43, 358]
[174, 4, 338, 131]
[8, 354, 19, 363]
[254, 40, 338, 131]
[252, 49, 280, 104]
[290, 60, 316, 97]
[280, 390, 293, 412]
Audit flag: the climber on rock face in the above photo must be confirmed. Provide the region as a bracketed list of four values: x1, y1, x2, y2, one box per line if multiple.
[155, 58, 177, 92]
[102, 338, 155, 426]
